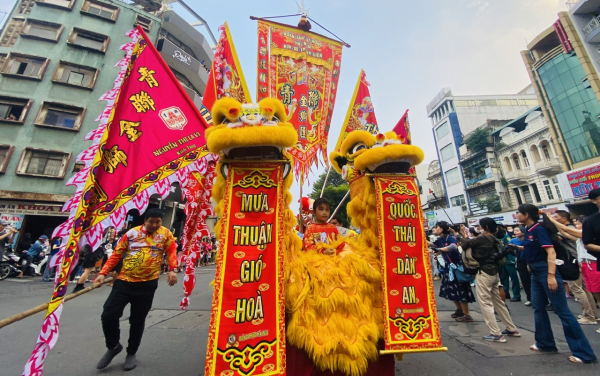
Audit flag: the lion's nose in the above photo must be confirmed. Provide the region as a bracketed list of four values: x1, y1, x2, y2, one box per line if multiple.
[246, 114, 256, 120]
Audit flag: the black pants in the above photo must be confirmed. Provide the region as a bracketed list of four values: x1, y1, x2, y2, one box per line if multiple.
[517, 261, 531, 302]
[101, 279, 158, 355]
[22, 255, 33, 276]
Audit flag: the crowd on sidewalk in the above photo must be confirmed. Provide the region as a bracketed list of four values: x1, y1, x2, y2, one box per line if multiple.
[428, 190, 600, 365]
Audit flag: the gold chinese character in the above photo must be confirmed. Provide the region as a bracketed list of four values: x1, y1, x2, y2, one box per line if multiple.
[102, 145, 128, 174]
[259, 46, 267, 56]
[259, 86, 267, 93]
[299, 94, 308, 108]
[298, 109, 307, 122]
[129, 91, 156, 113]
[299, 125, 307, 139]
[259, 73, 267, 83]
[279, 83, 295, 105]
[138, 67, 158, 88]
[308, 90, 320, 110]
[259, 59, 267, 70]
[119, 120, 142, 142]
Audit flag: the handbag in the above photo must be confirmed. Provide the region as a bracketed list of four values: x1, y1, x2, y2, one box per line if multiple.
[450, 263, 475, 283]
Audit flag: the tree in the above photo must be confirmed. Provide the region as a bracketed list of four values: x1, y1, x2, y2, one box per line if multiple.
[475, 194, 502, 214]
[465, 128, 491, 153]
[308, 169, 350, 227]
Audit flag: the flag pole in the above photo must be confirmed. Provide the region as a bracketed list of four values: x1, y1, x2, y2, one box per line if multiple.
[328, 190, 350, 222]
[320, 167, 332, 198]
[299, 181, 304, 233]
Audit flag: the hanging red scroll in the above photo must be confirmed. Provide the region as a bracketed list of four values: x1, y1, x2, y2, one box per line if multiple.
[204, 162, 286, 376]
[373, 175, 446, 354]
[257, 20, 343, 180]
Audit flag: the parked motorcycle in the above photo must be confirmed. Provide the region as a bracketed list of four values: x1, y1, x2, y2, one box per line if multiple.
[1, 252, 22, 280]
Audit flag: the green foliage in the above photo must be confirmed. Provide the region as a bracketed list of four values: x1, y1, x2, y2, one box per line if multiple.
[465, 128, 491, 153]
[475, 194, 502, 214]
[309, 170, 350, 227]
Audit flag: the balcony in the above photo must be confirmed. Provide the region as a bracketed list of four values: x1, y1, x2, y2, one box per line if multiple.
[158, 38, 209, 98]
[504, 168, 530, 184]
[583, 15, 600, 43]
[465, 172, 495, 189]
[533, 157, 562, 176]
[567, 0, 600, 15]
[427, 189, 446, 203]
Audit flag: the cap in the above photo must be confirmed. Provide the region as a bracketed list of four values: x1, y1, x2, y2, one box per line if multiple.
[39, 235, 48, 240]
[0, 219, 9, 226]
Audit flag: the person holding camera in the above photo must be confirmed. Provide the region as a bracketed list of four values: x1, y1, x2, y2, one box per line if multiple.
[430, 221, 475, 322]
[0, 219, 18, 263]
[460, 218, 520, 343]
[517, 204, 596, 364]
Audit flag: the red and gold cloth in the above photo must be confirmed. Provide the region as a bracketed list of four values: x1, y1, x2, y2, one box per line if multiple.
[302, 222, 343, 254]
[334, 69, 379, 152]
[203, 22, 252, 111]
[391, 110, 415, 175]
[100, 225, 177, 282]
[204, 162, 285, 376]
[256, 20, 343, 180]
[373, 175, 444, 353]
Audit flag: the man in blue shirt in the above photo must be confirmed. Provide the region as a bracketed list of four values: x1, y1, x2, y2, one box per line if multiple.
[21, 235, 48, 277]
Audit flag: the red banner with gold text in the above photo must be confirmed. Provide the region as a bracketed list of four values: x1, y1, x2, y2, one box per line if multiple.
[204, 162, 285, 376]
[374, 175, 444, 353]
[257, 20, 343, 180]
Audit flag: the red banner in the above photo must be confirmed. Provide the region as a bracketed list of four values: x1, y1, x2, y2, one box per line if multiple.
[334, 69, 379, 152]
[374, 176, 445, 353]
[257, 20, 343, 180]
[566, 162, 600, 198]
[204, 22, 252, 111]
[204, 162, 285, 376]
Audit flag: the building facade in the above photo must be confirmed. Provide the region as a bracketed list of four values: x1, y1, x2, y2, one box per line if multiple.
[522, 12, 600, 171]
[0, 0, 213, 240]
[425, 88, 538, 215]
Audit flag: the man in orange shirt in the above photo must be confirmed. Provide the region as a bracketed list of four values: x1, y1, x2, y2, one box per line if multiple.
[95, 209, 178, 371]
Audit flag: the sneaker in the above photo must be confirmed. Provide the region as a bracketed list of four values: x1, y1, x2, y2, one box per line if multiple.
[596, 327, 600, 334]
[483, 334, 507, 343]
[433, 276, 441, 281]
[97, 343, 123, 369]
[451, 310, 464, 319]
[578, 318, 598, 325]
[501, 329, 521, 337]
[123, 354, 137, 371]
[455, 315, 474, 322]
[524, 301, 531, 306]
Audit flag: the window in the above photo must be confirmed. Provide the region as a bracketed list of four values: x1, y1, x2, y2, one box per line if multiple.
[476, 99, 497, 107]
[67, 28, 109, 53]
[35, 102, 85, 130]
[0, 96, 33, 123]
[52, 61, 98, 89]
[445, 168, 460, 186]
[552, 177, 563, 200]
[16, 148, 70, 178]
[435, 121, 449, 140]
[450, 194, 466, 209]
[135, 15, 152, 32]
[440, 143, 455, 162]
[0, 18, 26, 47]
[513, 188, 523, 205]
[1, 53, 49, 80]
[17, 0, 35, 15]
[454, 100, 476, 107]
[519, 99, 538, 106]
[521, 186, 533, 203]
[497, 99, 519, 106]
[512, 154, 521, 170]
[162, 32, 197, 59]
[72, 162, 85, 172]
[20, 19, 63, 41]
[531, 183, 542, 203]
[36, 0, 76, 9]
[521, 150, 530, 167]
[504, 157, 513, 172]
[0, 145, 15, 173]
[543, 180, 554, 200]
[541, 143, 551, 160]
[80, 0, 119, 22]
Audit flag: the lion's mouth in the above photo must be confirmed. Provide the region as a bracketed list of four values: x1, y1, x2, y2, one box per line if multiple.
[223, 146, 283, 160]
[365, 160, 412, 174]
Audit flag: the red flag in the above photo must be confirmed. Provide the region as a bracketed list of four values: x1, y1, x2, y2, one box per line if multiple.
[392, 109, 410, 144]
[429, 188, 433, 195]
[203, 22, 251, 111]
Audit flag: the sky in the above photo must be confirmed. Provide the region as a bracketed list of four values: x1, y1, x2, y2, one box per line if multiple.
[168, 0, 568, 211]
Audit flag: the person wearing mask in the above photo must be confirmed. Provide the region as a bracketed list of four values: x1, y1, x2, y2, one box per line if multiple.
[430, 221, 475, 322]
[95, 209, 178, 371]
[517, 204, 596, 364]
[460, 218, 520, 342]
[510, 227, 532, 306]
[548, 211, 597, 325]
[19, 235, 48, 277]
[42, 237, 62, 282]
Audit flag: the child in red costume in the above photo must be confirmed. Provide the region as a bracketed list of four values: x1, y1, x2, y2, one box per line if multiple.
[303, 198, 344, 255]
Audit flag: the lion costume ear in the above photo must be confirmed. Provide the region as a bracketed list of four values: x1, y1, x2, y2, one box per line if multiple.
[211, 97, 242, 126]
[259, 97, 288, 123]
[329, 151, 347, 173]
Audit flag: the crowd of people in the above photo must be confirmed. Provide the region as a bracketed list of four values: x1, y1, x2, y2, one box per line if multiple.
[428, 189, 600, 364]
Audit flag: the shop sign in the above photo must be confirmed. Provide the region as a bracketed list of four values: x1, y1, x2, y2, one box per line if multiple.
[0, 213, 24, 248]
[565, 163, 600, 198]
[0, 201, 67, 217]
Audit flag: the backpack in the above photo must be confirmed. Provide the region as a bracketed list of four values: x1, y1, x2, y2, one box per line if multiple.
[553, 238, 579, 281]
[489, 236, 506, 267]
[461, 246, 479, 276]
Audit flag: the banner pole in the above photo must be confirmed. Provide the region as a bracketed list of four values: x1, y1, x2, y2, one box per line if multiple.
[299, 182, 304, 233]
[328, 190, 350, 222]
[320, 167, 331, 198]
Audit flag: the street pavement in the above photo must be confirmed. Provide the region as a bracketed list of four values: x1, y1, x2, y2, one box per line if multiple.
[1, 268, 600, 375]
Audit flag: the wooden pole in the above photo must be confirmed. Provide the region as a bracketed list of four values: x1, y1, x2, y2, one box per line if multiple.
[328, 190, 350, 222]
[0, 277, 113, 329]
[320, 167, 331, 198]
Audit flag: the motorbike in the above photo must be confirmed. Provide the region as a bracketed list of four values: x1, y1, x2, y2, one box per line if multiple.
[1, 251, 23, 280]
[21, 252, 49, 277]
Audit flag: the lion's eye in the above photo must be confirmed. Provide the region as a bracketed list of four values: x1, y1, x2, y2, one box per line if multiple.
[351, 143, 367, 154]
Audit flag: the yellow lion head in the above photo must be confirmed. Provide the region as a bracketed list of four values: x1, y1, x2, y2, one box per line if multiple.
[329, 130, 424, 179]
[206, 97, 298, 159]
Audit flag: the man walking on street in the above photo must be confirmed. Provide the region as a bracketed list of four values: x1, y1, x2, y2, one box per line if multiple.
[95, 209, 178, 371]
